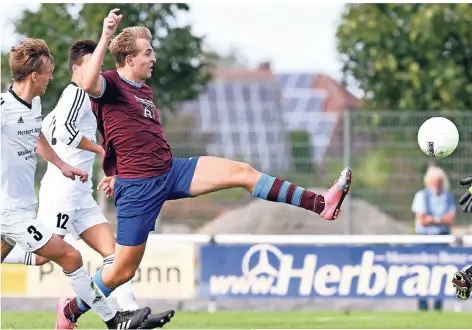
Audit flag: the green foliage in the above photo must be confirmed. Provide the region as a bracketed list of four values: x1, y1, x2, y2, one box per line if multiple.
[2, 54, 12, 91]
[2, 3, 211, 113]
[337, 4, 472, 111]
[288, 130, 315, 174]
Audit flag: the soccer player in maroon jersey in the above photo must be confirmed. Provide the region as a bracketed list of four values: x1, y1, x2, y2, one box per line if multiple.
[58, 8, 352, 326]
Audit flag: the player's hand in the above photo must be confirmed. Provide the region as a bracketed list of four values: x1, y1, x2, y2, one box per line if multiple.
[458, 176, 472, 213]
[452, 268, 472, 300]
[60, 164, 88, 183]
[102, 8, 123, 38]
[98, 176, 116, 198]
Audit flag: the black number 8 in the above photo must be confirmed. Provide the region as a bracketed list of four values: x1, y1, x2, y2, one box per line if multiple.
[27, 225, 43, 242]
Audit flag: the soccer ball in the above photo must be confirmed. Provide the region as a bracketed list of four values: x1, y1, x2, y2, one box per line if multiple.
[417, 117, 459, 158]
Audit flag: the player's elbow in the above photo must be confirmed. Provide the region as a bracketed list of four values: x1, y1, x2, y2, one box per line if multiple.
[83, 78, 103, 98]
[82, 80, 96, 94]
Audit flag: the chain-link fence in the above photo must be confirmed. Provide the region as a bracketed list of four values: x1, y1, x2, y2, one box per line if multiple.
[327, 111, 472, 229]
[34, 110, 472, 232]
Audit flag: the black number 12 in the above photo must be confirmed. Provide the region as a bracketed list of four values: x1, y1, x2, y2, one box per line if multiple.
[56, 213, 69, 229]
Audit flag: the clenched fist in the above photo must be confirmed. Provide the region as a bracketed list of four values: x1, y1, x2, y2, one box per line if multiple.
[102, 8, 123, 38]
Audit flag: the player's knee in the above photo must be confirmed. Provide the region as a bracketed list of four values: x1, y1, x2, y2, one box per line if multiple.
[233, 161, 259, 188]
[60, 246, 83, 272]
[35, 255, 49, 266]
[67, 248, 82, 265]
[235, 161, 256, 176]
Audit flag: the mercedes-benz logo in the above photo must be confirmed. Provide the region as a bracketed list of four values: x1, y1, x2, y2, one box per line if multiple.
[241, 244, 284, 277]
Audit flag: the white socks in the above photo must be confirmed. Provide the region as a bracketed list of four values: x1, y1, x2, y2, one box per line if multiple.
[63, 266, 117, 322]
[103, 254, 140, 311]
[3, 245, 36, 265]
[3, 249, 138, 317]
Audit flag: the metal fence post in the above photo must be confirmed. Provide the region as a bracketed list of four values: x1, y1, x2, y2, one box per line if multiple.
[453, 235, 464, 312]
[207, 235, 217, 313]
[343, 109, 352, 235]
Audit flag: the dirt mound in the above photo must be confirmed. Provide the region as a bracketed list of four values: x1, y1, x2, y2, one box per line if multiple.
[197, 188, 410, 235]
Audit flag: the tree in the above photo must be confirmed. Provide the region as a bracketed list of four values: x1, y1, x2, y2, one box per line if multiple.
[2, 3, 211, 113]
[336, 4, 472, 111]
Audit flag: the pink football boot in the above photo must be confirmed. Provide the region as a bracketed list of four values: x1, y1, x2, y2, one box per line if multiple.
[320, 167, 352, 221]
[55, 297, 77, 329]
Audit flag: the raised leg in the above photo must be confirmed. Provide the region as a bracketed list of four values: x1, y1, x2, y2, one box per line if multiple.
[189, 156, 352, 220]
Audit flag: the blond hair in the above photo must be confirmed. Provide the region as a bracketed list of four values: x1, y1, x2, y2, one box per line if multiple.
[109, 27, 152, 67]
[9, 38, 54, 82]
[424, 165, 450, 191]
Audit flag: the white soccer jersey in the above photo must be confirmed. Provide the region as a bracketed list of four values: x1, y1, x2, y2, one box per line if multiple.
[1, 88, 43, 214]
[40, 83, 98, 210]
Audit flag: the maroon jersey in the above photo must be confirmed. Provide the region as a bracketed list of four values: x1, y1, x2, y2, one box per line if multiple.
[91, 70, 173, 178]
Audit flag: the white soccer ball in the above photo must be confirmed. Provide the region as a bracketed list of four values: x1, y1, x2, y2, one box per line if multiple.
[417, 117, 459, 158]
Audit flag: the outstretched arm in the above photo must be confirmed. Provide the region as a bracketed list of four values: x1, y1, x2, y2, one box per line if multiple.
[82, 8, 122, 97]
[37, 132, 88, 182]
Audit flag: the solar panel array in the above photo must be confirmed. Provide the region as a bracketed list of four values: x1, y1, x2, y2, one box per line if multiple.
[180, 72, 337, 171]
[188, 80, 291, 172]
[277, 73, 314, 89]
[276, 73, 337, 163]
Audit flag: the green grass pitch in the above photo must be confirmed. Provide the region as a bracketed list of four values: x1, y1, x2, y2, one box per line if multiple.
[1, 311, 472, 329]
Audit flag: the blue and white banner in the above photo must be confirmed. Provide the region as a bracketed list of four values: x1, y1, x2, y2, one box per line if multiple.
[199, 244, 472, 299]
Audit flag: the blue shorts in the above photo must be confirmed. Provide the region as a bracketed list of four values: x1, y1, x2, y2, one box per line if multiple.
[114, 157, 199, 246]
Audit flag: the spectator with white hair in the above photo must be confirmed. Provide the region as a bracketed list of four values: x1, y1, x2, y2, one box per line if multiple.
[412, 165, 456, 311]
